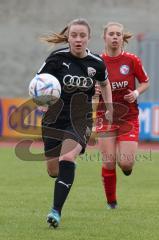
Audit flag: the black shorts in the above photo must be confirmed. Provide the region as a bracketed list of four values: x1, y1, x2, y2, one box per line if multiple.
[42, 117, 92, 158]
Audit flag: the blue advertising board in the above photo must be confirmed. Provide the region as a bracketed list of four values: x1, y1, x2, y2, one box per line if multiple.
[139, 102, 159, 141]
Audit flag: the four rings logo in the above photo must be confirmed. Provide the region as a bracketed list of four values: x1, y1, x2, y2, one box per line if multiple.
[63, 75, 94, 89]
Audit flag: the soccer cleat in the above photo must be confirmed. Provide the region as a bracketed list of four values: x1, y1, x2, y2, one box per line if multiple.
[47, 209, 61, 228]
[107, 201, 118, 210]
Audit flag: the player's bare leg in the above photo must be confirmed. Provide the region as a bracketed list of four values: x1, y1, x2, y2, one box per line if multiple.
[46, 157, 59, 178]
[117, 141, 138, 175]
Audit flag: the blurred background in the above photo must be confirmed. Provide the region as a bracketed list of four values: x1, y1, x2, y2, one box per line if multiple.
[0, 0, 159, 141]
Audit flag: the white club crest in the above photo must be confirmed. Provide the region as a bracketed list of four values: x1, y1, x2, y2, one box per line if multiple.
[87, 67, 96, 77]
[120, 65, 130, 75]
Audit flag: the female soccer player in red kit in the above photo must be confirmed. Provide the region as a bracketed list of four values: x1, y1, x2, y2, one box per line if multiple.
[96, 22, 149, 209]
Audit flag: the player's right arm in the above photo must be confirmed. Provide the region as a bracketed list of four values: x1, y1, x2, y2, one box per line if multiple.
[124, 54, 149, 103]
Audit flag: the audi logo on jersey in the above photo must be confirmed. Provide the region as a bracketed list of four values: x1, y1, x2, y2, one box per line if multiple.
[63, 75, 94, 88]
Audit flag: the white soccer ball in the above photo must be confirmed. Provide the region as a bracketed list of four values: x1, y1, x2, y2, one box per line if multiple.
[29, 73, 61, 106]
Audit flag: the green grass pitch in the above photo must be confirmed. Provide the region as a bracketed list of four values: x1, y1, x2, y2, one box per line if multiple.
[0, 146, 159, 240]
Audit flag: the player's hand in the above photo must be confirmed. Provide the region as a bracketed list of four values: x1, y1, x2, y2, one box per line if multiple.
[105, 109, 113, 131]
[124, 89, 139, 103]
[95, 84, 101, 96]
[37, 106, 48, 112]
[105, 109, 113, 122]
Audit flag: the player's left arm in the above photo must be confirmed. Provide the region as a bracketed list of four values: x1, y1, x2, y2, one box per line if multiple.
[124, 55, 150, 103]
[124, 82, 150, 103]
[135, 81, 150, 95]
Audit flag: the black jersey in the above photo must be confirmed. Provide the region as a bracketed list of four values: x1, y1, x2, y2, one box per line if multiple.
[38, 47, 108, 122]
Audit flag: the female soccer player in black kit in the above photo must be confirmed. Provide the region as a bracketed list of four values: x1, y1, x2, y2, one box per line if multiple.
[35, 18, 113, 228]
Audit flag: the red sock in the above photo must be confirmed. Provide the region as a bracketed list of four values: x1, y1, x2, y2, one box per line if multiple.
[102, 167, 117, 203]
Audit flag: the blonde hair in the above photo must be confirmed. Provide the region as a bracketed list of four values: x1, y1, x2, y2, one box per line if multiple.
[40, 18, 91, 45]
[103, 22, 133, 44]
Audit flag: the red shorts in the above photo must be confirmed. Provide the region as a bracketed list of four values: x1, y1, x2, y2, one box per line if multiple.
[96, 112, 139, 142]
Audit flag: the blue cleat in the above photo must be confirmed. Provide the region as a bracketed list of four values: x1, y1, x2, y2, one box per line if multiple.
[47, 209, 61, 228]
[107, 201, 118, 210]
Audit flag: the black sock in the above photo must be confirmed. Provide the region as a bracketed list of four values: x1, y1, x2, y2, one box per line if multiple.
[53, 160, 75, 214]
[122, 169, 132, 176]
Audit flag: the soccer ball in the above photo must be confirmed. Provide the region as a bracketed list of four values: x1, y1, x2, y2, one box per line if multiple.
[29, 73, 61, 106]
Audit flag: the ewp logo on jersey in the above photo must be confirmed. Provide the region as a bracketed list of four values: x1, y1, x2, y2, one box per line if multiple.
[87, 67, 96, 77]
[120, 65, 129, 75]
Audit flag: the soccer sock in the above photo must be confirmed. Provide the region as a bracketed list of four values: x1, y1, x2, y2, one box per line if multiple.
[102, 167, 117, 204]
[53, 160, 75, 215]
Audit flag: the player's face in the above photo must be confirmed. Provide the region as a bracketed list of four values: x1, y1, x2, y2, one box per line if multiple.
[68, 24, 90, 58]
[104, 25, 123, 51]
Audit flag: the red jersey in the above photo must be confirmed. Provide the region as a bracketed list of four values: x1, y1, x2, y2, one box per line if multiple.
[98, 51, 149, 120]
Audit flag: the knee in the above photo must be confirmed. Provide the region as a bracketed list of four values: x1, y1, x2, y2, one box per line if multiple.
[102, 162, 116, 170]
[47, 171, 58, 178]
[60, 154, 75, 162]
[118, 155, 134, 171]
[48, 173, 58, 178]
[46, 157, 59, 178]
[119, 162, 132, 170]
[102, 153, 116, 170]
[47, 167, 59, 178]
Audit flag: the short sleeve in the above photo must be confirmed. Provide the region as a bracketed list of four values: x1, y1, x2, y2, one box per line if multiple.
[133, 55, 149, 83]
[97, 60, 108, 82]
[37, 54, 60, 76]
